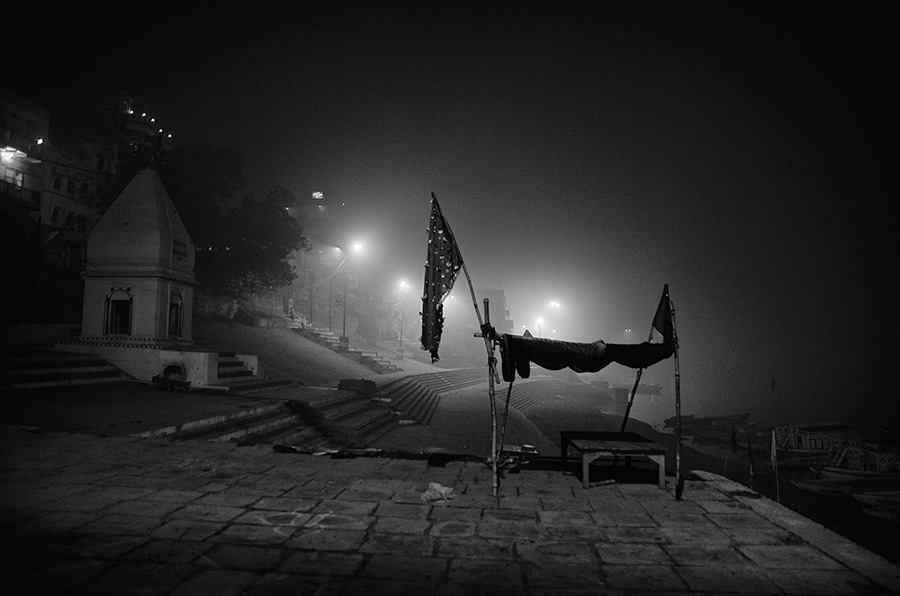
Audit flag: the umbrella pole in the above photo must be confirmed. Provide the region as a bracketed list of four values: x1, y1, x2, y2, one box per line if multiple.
[621, 325, 655, 432]
[621, 369, 643, 432]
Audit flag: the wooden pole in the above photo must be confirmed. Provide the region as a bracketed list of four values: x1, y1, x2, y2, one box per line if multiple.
[621, 327, 655, 432]
[771, 428, 781, 503]
[460, 262, 500, 497]
[671, 298, 684, 500]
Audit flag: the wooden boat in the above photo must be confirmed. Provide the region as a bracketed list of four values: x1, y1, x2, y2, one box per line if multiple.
[815, 466, 899, 480]
[771, 422, 857, 466]
[792, 478, 856, 496]
[792, 475, 900, 497]
[852, 490, 900, 508]
[830, 441, 899, 475]
[860, 505, 900, 522]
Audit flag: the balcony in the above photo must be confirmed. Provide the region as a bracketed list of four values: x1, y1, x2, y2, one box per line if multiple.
[1, 128, 43, 163]
[0, 179, 40, 211]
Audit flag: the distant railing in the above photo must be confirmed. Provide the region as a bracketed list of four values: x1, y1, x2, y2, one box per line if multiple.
[1, 127, 43, 155]
[0, 179, 40, 210]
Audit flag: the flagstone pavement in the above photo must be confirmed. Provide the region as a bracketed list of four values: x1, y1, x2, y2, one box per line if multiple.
[1, 387, 899, 595]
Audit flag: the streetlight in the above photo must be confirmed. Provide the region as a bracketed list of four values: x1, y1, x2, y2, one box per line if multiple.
[397, 280, 409, 359]
[337, 242, 362, 350]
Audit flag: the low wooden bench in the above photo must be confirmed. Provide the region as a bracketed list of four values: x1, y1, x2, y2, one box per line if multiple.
[560, 430, 667, 489]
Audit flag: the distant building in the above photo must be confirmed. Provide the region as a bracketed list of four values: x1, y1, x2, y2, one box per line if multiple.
[1, 88, 47, 269]
[1, 87, 172, 329]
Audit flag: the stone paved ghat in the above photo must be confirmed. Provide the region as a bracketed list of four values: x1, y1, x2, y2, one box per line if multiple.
[1, 427, 898, 595]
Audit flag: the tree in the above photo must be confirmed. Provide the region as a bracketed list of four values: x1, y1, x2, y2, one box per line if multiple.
[216, 186, 310, 295]
[155, 143, 245, 253]
[156, 146, 308, 296]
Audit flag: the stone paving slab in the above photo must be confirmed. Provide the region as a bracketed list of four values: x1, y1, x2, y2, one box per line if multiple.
[1, 425, 899, 595]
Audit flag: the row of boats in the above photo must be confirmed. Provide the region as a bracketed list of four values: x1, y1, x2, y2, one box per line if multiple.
[791, 467, 900, 521]
[660, 413, 900, 521]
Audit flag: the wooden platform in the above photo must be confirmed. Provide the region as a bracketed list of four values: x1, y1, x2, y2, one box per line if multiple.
[560, 430, 667, 489]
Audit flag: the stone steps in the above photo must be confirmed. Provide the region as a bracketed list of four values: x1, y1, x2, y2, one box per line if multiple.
[371, 368, 487, 426]
[134, 386, 400, 451]
[293, 327, 401, 374]
[0, 347, 128, 391]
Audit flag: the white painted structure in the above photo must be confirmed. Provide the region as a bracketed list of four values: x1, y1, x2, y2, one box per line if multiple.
[56, 169, 246, 386]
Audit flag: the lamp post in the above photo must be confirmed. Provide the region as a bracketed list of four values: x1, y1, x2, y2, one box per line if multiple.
[397, 281, 409, 359]
[338, 242, 362, 351]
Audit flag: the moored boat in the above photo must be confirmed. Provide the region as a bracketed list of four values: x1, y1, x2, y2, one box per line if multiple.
[815, 466, 899, 480]
[852, 490, 900, 508]
[860, 505, 900, 522]
[792, 475, 900, 497]
[771, 422, 857, 466]
[792, 478, 854, 496]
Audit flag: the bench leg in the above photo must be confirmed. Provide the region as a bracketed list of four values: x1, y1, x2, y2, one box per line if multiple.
[648, 455, 665, 489]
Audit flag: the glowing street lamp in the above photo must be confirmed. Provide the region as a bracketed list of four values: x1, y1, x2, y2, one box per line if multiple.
[398, 280, 409, 359]
[337, 242, 363, 350]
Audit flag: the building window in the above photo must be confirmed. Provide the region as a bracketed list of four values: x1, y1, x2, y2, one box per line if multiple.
[50, 206, 61, 223]
[66, 179, 75, 194]
[53, 176, 61, 190]
[2, 168, 24, 188]
[104, 288, 133, 335]
[168, 292, 184, 338]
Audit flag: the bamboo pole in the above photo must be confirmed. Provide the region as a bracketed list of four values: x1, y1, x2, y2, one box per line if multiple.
[459, 261, 501, 497]
[671, 298, 684, 501]
[621, 327, 655, 432]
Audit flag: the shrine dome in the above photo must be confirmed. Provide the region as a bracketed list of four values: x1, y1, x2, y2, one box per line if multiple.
[86, 168, 194, 282]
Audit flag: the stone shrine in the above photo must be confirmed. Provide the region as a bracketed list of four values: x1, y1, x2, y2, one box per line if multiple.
[57, 168, 258, 386]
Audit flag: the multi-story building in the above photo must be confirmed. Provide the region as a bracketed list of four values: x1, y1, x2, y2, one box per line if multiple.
[1, 88, 47, 268]
[1, 87, 172, 324]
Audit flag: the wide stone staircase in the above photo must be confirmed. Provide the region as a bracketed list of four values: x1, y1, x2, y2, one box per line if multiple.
[369, 368, 487, 425]
[133, 368, 491, 451]
[292, 326, 401, 374]
[0, 347, 129, 391]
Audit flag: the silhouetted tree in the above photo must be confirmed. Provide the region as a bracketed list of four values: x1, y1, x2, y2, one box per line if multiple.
[155, 143, 245, 252]
[156, 145, 308, 296]
[215, 186, 310, 295]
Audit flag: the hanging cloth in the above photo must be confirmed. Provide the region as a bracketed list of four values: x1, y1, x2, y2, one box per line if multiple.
[499, 334, 674, 382]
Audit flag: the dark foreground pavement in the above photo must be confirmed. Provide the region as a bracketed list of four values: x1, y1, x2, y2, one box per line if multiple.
[2, 383, 899, 595]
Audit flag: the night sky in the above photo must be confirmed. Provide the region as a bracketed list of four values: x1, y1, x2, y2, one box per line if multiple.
[11, 3, 894, 427]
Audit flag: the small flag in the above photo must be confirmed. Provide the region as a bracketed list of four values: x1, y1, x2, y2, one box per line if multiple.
[652, 284, 675, 346]
[730, 426, 739, 453]
[770, 428, 778, 467]
[420, 194, 463, 362]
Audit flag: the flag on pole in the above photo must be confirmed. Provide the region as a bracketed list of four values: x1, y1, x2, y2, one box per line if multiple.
[420, 194, 463, 362]
[652, 283, 675, 346]
[770, 428, 778, 467]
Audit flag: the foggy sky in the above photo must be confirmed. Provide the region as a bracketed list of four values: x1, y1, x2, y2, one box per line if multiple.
[12, 3, 894, 427]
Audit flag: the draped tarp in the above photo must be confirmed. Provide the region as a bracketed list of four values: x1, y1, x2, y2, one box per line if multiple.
[500, 334, 674, 382]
